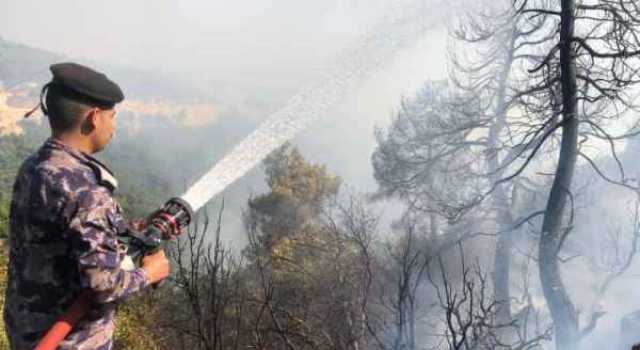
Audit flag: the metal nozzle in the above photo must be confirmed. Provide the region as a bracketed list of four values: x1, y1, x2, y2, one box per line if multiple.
[148, 197, 194, 240]
[125, 197, 194, 255]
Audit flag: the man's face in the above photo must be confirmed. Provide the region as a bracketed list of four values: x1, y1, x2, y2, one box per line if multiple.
[92, 108, 117, 153]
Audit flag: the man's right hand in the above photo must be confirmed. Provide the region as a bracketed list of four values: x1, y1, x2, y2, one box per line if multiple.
[141, 249, 170, 285]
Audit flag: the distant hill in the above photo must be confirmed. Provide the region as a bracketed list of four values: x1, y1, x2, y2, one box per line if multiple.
[0, 37, 200, 99]
[0, 38, 64, 88]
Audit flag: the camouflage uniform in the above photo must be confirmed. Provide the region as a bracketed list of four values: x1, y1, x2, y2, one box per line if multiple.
[3, 138, 149, 350]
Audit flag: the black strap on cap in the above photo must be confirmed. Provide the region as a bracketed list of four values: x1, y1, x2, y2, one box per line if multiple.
[24, 82, 51, 118]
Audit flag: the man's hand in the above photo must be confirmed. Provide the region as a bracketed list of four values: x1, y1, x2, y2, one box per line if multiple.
[141, 249, 170, 284]
[129, 218, 147, 232]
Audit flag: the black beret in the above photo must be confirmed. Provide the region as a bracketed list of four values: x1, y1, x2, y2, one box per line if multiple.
[49, 62, 124, 106]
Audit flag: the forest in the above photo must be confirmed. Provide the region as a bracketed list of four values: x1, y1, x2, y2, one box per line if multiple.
[3, 0, 640, 349]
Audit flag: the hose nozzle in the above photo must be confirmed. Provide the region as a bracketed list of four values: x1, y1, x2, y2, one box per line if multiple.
[148, 197, 194, 239]
[128, 197, 194, 252]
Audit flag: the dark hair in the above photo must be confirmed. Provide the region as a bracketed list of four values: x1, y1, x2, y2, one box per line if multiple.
[44, 83, 111, 132]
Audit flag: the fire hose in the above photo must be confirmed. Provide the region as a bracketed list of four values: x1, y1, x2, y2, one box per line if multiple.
[33, 197, 194, 350]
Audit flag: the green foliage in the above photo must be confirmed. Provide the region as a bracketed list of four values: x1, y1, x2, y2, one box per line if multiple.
[248, 144, 341, 250]
[0, 203, 9, 240]
[0, 132, 41, 190]
[0, 250, 10, 350]
[0, 128, 44, 239]
[113, 294, 164, 350]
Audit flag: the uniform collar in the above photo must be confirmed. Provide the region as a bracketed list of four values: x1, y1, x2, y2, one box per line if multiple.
[44, 137, 119, 192]
[44, 137, 92, 163]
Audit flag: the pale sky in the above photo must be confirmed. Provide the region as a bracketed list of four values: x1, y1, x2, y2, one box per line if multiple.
[2, 1, 409, 85]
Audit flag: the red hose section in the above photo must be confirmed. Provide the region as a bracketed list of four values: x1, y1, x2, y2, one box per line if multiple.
[34, 291, 91, 350]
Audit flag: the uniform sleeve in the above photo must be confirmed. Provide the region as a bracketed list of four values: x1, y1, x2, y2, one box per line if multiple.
[67, 187, 150, 304]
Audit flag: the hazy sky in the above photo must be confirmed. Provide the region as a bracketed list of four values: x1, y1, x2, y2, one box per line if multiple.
[2, 1, 414, 84]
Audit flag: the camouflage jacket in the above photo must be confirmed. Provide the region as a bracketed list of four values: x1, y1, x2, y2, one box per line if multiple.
[3, 138, 149, 350]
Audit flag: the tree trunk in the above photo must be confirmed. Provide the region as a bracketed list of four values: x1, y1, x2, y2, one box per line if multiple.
[538, 0, 580, 349]
[490, 27, 517, 329]
[492, 187, 515, 324]
[409, 299, 416, 350]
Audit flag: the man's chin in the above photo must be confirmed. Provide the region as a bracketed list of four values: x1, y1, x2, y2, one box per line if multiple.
[96, 136, 115, 153]
[94, 143, 108, 154]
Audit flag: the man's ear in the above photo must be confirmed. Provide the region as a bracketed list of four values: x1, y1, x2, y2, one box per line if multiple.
[80, 108, 98, 135]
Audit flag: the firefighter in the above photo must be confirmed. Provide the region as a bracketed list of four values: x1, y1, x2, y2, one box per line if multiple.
[3, 62, 170, 350]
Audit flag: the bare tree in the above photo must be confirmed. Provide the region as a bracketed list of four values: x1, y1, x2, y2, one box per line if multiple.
[448, 1, 545, 329]
[372, 0, 557, 334]
[579, 198, 640, 341]
[507, 0, 640, 348]
[168, 201, 248, 350]
[370, 216, 430, 350]
[327, 194, 379, 350]
[426, 244, 552, 350]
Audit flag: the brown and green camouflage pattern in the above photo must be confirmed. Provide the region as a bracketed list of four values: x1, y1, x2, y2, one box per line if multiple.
[3, 138, 149, 350]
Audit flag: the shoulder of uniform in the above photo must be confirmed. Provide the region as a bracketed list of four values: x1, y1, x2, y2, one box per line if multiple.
[37, 151, 98, 191]
[35, 145, 119, 193]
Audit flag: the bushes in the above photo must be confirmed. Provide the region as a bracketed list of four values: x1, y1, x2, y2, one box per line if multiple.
[114, 294, 165, 350]
[0, 251, 10, 350]
[0, 201, 9, 240]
